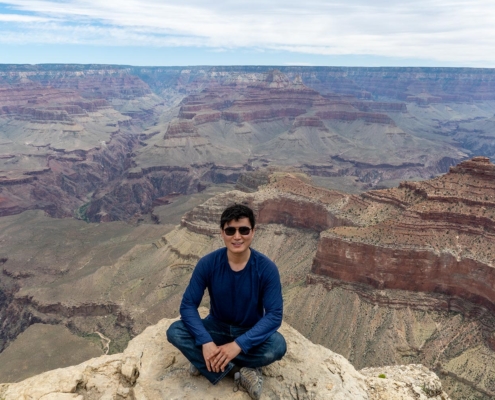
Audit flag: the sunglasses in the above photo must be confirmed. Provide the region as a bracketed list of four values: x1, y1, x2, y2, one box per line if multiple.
[223, 226, 252, 236]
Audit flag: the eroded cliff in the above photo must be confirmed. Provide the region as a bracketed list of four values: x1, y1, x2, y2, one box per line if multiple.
[2, 65, 478, 221]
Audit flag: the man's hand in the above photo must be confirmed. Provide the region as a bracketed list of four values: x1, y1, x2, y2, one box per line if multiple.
[202, 342, 221, 372]
[212, 341, 242, 372]
[203, 341, 242, 372]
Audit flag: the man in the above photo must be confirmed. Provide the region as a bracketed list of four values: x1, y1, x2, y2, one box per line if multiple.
[167, 204, 286, 399]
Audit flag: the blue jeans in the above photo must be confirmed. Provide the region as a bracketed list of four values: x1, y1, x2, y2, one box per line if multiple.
[166, 316, 287, 385]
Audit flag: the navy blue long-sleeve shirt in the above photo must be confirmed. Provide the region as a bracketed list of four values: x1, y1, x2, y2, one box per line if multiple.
[179, 247, 283, 353]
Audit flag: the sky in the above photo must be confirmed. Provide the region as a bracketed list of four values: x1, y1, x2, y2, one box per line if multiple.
[1, 0, 494, 67]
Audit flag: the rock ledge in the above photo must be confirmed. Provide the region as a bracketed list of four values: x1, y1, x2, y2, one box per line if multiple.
[0, 309, 450, 400]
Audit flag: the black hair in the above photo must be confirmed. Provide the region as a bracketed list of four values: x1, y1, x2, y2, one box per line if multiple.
[220, 204, 255, 229]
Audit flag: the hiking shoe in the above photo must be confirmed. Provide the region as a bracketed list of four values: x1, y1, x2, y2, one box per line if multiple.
[234, 367, 263, 400]
[189, 363, 201, 377]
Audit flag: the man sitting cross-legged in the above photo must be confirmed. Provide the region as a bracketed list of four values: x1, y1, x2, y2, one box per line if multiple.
[166, 204, 287, 399]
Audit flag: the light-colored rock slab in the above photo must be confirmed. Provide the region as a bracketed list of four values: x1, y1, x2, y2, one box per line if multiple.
[361, 365, 450, 400]
[0, 309, 451, 400]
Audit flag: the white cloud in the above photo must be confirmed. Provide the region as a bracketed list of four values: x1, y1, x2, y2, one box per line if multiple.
[1, 0, 495, 64]
[0, 14, 48, 22]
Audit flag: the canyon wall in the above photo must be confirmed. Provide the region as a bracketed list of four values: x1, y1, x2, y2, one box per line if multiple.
[3, 65, 494, 220]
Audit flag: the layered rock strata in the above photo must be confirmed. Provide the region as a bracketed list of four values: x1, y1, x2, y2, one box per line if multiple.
[1, 65, 482, 220]
[182, 158, 495, 320]
[0, 70, 163, 218]
[312, 156, 495, 313]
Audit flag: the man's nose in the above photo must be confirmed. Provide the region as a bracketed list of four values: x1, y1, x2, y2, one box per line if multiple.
[233, 229, 242, 238]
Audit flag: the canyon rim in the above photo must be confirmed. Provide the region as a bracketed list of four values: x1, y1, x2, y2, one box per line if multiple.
[1, 65, 495, 399]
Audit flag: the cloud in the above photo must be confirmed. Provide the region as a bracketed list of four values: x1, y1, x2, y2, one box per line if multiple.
[0, 13, 48, 22]
[1, 0, 495, 64]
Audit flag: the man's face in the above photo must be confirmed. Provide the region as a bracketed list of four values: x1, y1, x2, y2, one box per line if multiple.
[221, 217, 255, 256]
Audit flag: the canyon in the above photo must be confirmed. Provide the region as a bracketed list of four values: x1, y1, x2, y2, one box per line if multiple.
[2, 65, 495, 399]
[3, 64, 493, 221]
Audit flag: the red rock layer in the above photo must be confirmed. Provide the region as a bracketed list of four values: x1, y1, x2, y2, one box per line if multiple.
[0, 84, 108, 121]
[312, 156, 495, 312]
[292, 116, 328, 129]
[313, 236, 495, 311]
[171, 70, 399, 128]
[181, 173, 355, 236]
[315, 110, 394, 124]
[165, 120, 198, 137]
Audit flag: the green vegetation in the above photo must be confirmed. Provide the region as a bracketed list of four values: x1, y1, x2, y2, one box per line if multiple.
[80, 332, 104, 351]
[378, 373, 386, 379]
[75, 202, 90, 222]
[109, 330, 132, 355]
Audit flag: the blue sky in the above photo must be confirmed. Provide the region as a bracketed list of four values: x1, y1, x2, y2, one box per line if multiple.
[1, 0, 494, 67]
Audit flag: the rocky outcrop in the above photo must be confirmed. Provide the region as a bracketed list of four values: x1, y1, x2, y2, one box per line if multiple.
[312, 156, 495, 316]
[0, 310, 450, 400]
[181, 173, 353, 236]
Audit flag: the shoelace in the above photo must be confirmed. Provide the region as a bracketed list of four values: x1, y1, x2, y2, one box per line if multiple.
[233, 371, 241, 393]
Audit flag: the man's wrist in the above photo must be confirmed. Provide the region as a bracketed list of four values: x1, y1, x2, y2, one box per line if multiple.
[234, 339, 246, 354]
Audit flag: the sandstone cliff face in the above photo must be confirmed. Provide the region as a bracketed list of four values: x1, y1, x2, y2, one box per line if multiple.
[312, 156, 495, 312]
[0, 310, 450, 400]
